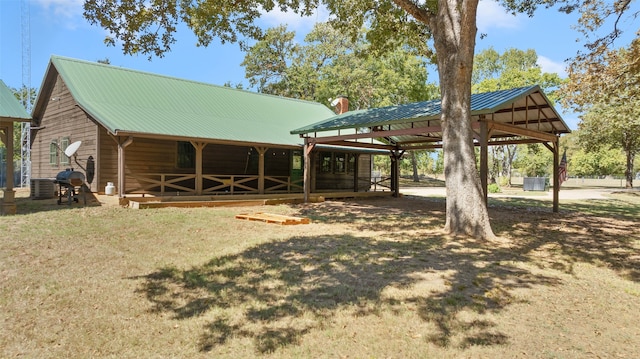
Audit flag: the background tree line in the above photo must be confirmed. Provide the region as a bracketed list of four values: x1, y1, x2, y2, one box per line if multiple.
[6, 32, 635, 186]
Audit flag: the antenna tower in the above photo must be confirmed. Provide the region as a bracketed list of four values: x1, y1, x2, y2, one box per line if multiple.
[20, 0, 31, 188]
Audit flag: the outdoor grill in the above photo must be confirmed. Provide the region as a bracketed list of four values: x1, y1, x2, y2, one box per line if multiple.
[54, 168, 86, 205]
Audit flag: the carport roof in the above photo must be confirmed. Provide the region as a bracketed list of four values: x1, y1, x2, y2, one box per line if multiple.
[291, 85, 570, 149]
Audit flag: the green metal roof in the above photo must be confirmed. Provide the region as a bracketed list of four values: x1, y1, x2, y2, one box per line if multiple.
[34, 56, 335, 147]
[0, 80, 31, 121]
[291, 85, 568, 135]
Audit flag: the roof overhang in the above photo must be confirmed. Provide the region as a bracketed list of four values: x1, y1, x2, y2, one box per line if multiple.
[292, 86, 570, 151]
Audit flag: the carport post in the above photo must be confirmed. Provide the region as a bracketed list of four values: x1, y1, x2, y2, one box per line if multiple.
[479, 120, 489, 204]
[553, 138, 560, 213]
[390, 149, 404, 197]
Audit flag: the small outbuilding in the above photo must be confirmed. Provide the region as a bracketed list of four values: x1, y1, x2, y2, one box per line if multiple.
[0, 80, 31, 215]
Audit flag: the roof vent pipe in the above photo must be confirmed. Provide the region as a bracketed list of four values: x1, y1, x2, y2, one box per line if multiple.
[330, 95, 349, 115]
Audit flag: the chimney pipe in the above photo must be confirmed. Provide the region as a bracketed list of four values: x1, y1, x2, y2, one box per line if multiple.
[335, 95, 349, 115]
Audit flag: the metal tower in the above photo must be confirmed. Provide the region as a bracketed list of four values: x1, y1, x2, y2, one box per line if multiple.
[20, 0, 31, 188]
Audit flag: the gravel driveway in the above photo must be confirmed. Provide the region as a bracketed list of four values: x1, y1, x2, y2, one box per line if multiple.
[401, 187, 632, 200]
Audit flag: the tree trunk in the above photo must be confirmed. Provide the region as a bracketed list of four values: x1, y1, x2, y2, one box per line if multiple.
[411, 151, 420, 182]
[625, 149, 635, 188]
[430, 0, 495, 239]
[506, 145, 517, 186]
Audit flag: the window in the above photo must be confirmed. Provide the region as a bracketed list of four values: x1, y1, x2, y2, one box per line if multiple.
[320, 152, 332, 172]
[177, 141, 195, 168]
[292, 151, 302, 170]
[60, 137, 70, 165]
[49, 141, 58, 166]
[334, 153, 346, 173]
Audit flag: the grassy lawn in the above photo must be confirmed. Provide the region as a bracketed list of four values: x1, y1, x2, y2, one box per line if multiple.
[1, 190, 639, 358]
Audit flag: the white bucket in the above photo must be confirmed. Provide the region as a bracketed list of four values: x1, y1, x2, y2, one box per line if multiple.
[105, 182, 116, 196]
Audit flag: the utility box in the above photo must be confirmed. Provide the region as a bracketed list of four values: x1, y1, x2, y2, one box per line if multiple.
[30, 178, 56, 199]
[523, 177, 548, 191]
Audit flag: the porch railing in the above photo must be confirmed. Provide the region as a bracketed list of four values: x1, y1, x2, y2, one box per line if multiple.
[126, 173, 303, 196]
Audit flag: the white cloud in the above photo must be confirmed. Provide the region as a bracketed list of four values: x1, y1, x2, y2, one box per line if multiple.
[33, 0, 83, 18]
[476, 0, 523, 33]
[537, 55, 567, 77]
[33, 0, 85, 29]
[259, 5, 330, 32]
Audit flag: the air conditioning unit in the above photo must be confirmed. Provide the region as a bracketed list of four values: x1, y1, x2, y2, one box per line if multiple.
[30, 178, 56, 199]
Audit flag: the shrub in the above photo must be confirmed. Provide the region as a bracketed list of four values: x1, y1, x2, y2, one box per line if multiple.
[488, 183, 501, 193]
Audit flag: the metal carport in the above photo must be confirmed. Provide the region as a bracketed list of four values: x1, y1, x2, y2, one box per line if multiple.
[291, 85, 571, 212]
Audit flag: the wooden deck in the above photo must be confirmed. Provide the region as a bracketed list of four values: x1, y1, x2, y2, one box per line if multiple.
[122, 190, 393, 209]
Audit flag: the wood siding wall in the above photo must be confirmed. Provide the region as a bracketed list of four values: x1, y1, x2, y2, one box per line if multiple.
[98, 127, 117, 192]
[31, 74, 100, 191]
[357, 155, 372, 191]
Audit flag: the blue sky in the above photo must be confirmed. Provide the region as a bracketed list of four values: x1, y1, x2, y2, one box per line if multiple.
[0, 0, 636, 129]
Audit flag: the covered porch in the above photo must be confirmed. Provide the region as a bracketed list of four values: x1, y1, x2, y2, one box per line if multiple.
[110, 134, 379, 198]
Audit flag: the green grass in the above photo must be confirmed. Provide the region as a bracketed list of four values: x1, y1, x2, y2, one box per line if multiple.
[1, 190, 639, 358]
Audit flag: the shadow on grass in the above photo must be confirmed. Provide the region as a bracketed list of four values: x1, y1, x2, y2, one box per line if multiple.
[13, 190, 102, 215]
[489, 194, 640, 282]
[134, 197, 563, 354]
[134, 194, 638, 354]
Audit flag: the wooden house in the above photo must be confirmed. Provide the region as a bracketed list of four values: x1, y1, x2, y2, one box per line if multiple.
[1, 80, 32, 214]
[30, 56, 375, 198]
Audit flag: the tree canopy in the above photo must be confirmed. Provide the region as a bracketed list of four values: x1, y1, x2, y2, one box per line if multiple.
[563, 29, 640, 187]
[241, 23, 438, 108]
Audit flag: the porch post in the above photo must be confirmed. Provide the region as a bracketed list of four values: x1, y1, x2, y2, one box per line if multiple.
[303, 139, 315, 203]
[191, 142, 207, 195]
[390, 152, 397, 197]
[255, 147, 268, 194]
[352, 154, 360, 192]
[0, 123, 16, 215]
[117, 136, 133, 198]
[479, 120, 489, 205]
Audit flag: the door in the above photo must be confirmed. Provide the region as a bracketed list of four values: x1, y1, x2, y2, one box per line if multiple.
[291, 150, 303, 192]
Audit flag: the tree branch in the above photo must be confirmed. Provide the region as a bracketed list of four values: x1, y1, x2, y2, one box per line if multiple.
[391, 0, 435, 25]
